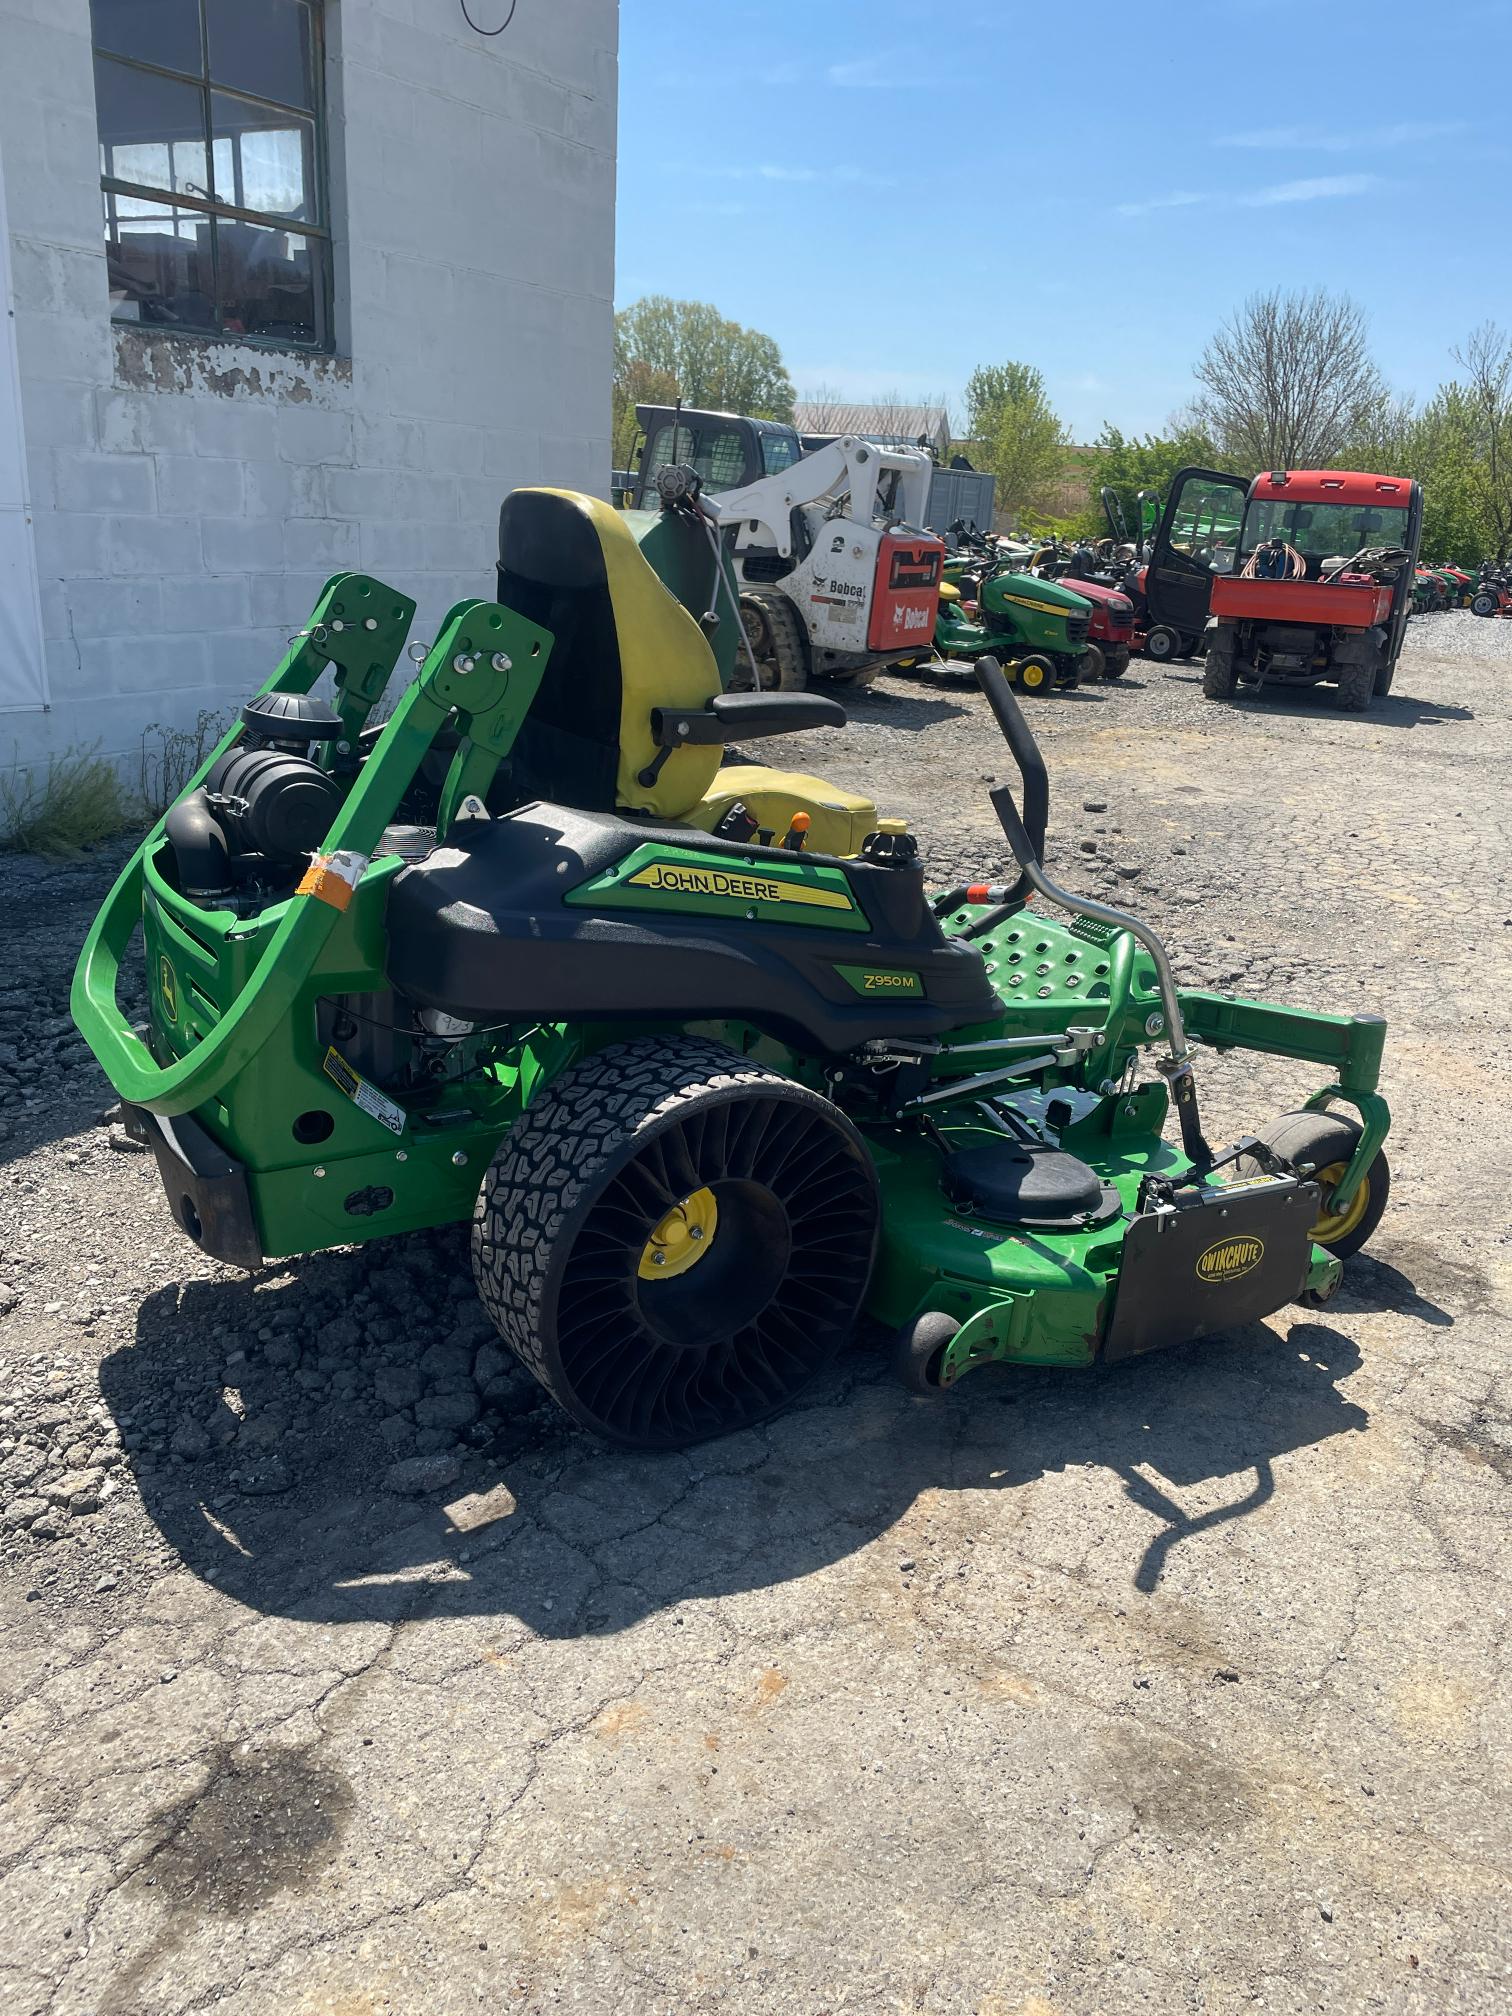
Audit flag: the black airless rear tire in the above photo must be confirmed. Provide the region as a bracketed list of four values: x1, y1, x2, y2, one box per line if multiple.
[472, 1038, 880, 1448]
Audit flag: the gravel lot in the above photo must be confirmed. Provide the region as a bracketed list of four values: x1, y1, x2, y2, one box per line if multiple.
[2, 608, 1510, 2015]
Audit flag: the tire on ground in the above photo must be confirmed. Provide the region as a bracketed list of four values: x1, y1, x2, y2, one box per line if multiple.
[1145, 625, 1179, 663]
[1202, 631, 1238, 699]
[1329, 627, 1383, 712]
[471, 1037, 880, 1448]
[1234, 1109, 1390, 1263]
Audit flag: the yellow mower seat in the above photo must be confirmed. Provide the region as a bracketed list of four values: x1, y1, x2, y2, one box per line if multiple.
[682, 766, 881, 858]
[496, 488, 890, 852]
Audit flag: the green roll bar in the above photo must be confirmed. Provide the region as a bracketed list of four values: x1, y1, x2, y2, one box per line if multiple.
[71, 580, 551, 1118]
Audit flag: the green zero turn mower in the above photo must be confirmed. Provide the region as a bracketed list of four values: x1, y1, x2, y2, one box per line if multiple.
[72, 488, 1393, 1450]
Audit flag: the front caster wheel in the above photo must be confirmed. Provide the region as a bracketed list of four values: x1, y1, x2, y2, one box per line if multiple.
[1235, 1110, 1391, 1267]
[892, 1311, 961, 1395]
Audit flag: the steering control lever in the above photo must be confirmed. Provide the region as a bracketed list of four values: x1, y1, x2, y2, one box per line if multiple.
[967, 656, 1213, 1172]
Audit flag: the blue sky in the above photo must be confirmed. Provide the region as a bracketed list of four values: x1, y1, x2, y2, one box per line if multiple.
[616, 0, 1512, 440]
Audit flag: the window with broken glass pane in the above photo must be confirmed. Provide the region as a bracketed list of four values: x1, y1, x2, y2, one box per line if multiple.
[91, 0, 331, 350]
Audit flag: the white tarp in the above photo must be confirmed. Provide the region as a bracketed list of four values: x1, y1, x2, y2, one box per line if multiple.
[0, 141, 48, 713]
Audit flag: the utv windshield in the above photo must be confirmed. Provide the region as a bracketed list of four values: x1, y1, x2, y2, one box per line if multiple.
[1240, 499, 1410, 567]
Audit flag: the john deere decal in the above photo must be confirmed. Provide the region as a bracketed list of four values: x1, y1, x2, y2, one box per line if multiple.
[1195, 1235, 1265, 1284]
[158, 955, 178, 1023]
[627, 862, 854, 911]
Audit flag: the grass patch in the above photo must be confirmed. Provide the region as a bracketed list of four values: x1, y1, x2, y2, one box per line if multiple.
[1, 713, 237, 859]
[0, 744, 137, 858]
[137, 708, 233, 822]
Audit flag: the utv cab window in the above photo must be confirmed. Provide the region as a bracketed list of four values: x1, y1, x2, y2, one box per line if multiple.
[1168, 480, 1243, 567]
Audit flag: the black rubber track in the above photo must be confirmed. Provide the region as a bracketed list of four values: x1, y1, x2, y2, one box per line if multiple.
[471, 1037, 881, 1448]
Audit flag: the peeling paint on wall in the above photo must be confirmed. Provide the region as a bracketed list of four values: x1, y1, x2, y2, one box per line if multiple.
[114, 330, 352, 405]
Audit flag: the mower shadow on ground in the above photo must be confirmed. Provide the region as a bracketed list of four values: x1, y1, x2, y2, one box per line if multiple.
[105, 1265, 1370, 1636]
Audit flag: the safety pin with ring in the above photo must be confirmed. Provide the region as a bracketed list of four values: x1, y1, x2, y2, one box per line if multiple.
[287, 622, 330, 647]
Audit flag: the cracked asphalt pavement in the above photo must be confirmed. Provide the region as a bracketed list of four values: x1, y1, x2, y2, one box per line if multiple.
[2, 612, 1510, 2013]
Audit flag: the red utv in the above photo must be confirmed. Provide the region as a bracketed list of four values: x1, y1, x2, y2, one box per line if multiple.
[1148, 467, 1422, 712]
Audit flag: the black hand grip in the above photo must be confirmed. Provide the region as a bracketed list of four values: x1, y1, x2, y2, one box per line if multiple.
[989, 784, 1036, 872]
[972, 656, 1048, 867]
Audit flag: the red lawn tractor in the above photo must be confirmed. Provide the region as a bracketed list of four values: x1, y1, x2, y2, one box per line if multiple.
[1030, 540, 1137, 676]
[1148, 468, 1423, 712]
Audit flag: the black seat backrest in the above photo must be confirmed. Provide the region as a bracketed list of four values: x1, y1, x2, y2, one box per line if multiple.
[496, 490, 624, 812]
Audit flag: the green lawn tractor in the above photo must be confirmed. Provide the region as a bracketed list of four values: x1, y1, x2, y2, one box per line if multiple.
[933, 539, 1096, 693]
[72, 488, 1394, 1450]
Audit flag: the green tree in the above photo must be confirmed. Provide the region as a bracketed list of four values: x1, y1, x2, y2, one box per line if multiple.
[613, 296, 796, 429]
[1079, 424, 1219, 542]
[1410, 389, 1497, 566]
[611, 357, 678, 472]
[962, 360, 1068, 519]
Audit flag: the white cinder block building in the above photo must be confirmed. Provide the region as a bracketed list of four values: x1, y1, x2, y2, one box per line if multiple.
[0, 0, 618, 776]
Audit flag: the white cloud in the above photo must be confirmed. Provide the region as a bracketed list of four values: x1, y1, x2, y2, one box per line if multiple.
[1241, 173, 1379, 206]
[1221, 120, 1464, 151]
[1115, 174, 1379, 219]
[1114, 190, 1209, 218]
[709, 162, 896, 189]
[826, 54, 902, 87]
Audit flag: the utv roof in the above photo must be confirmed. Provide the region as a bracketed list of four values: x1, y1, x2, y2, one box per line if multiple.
[1249, 470, 1417, 506]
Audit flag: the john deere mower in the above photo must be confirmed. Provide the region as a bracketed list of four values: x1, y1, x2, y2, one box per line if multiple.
[72, 488, 1393, 1449]
[932, 530, 1096, 692]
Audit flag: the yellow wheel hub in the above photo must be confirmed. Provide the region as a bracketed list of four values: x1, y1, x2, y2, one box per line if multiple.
[1020, 662, 1046, 689]
[1310, 1161, 1370, 1245]
[638, 1187, 719, 1280]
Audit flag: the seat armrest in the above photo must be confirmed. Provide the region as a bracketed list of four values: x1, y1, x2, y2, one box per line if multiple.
[648, 692, 847, 749]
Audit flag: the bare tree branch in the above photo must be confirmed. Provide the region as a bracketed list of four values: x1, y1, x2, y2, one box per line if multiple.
[1452, 322, 1512, 558]
[1192, 289, 1387, 468]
